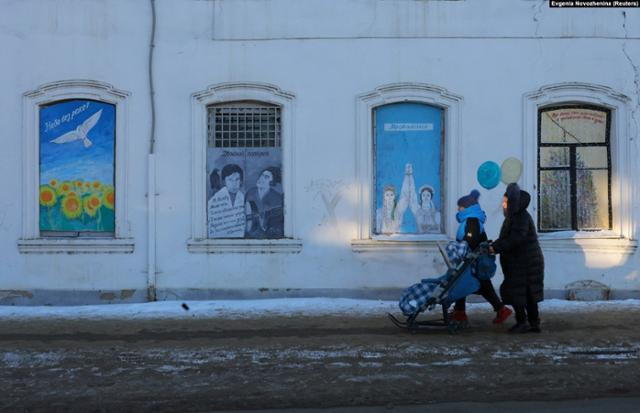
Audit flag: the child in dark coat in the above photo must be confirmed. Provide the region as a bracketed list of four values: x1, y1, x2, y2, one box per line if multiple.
[490, 183, 545, 333]
[450, 190, 512, 326]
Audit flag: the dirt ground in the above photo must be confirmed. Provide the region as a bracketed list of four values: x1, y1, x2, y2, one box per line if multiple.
[1, 307, 639, 412]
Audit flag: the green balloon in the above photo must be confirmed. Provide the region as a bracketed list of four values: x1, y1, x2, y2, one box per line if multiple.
[501, 157, 523, 184]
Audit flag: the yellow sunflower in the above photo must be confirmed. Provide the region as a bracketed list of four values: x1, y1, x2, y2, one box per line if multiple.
[83, 197, 98, 217]
[61, 195, 83, 219]
[102, 187, 115, 210]
[89, 194, 101, 209]
[74, 180, 85, 194]
[49, 179, 59, 188]
[39, 185, 57, 207]
[57, 181, 73, 196]
[92, 181, 102, 191]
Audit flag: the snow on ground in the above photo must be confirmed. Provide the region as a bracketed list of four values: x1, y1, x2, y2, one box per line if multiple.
[0, 298, 638, 320]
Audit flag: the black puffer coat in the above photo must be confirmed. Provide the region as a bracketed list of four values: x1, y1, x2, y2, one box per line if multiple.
[492, 187, 544, 306]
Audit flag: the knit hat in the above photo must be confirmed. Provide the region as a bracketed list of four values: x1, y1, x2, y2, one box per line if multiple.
[457, 189, 481, 209]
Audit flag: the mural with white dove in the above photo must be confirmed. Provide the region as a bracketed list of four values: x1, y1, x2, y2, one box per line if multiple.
[39, 100, 115, 233]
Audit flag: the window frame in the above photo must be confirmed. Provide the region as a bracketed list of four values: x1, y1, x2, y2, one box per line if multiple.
[19, 80, 133, 254]
[352, 83, 463, 253]
[371, 103, 446, 236]
[188, 82, 301, 253]
[523, 83, 637, 253]
[537, 104, 613, 232]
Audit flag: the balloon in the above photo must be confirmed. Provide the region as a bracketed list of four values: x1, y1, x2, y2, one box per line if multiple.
[501, 157, 523, 184]
[477, 161, 501, 190]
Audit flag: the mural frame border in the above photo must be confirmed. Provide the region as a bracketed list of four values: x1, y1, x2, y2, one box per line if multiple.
[19, 80, 133, 254]
[522, 82, 637, 251]
[188, 82, 301, 254]
[352, 82, 463, 252]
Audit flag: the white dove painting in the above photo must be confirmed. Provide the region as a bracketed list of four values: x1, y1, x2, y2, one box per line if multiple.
[39, 100, 116, 233]
[50, 108, 102, 148]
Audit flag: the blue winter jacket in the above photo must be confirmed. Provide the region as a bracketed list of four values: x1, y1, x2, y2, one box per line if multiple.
[455, 204, 486, 242]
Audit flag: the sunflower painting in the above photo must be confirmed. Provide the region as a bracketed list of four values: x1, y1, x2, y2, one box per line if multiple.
[39, 99, 116, 233]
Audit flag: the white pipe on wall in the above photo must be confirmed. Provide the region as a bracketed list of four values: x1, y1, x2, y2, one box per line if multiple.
[147, 0, 157, 301]
[147, 153, 157, 301]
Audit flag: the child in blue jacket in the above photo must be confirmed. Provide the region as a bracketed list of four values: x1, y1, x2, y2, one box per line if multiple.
[450, 190, 512, 326]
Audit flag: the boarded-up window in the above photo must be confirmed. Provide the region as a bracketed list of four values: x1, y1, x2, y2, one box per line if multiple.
[39, 99, 116, 237]
[373, 102, 444, 235]
[206, 102, 284, 239]
[538, 105, 612, 231]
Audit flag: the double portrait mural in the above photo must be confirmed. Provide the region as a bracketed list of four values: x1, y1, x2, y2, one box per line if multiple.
[206, 105, 284, 239]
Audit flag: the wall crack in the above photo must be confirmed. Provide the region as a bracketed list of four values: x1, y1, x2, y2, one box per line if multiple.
[532, 0, 545, 38]
[622, 11, 639, 141]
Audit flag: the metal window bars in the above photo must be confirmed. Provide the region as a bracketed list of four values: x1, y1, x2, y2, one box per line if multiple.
[208, 104, 281, 148]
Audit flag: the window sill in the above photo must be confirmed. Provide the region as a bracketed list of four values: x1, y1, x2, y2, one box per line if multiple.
[18, 238, 135, 254]
[187, 238, 303, 254]
[539, 235, 637, 254]
[351, 236, 449, 253]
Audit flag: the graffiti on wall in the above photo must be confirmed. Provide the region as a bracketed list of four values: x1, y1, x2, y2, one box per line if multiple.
[374, 102, 443, 235]
[207, 148, 284, 238]
[39, 100, 115, 233]
[305, 179, 349, 227]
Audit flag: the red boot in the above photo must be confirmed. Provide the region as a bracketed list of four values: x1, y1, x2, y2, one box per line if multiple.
[451, 310, 468, 322]
[493, 306, 513, 324]
[448, 310, 469, 329]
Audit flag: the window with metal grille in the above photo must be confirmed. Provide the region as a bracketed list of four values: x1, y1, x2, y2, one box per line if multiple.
[206, 101, 284, 239]
[538, 105, 612, 232]
[208, 102, 281, 148]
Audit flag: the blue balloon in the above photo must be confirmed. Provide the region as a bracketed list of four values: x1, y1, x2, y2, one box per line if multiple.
[477, 161, 501, 189]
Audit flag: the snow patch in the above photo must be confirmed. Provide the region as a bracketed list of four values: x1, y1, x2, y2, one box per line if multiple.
[1, 351, 63, 367]
[432, 357, 472, 366]
[328, 362, 352, 368]
[394, 362, 427, 368]
[358, 361, 383, 368]
[341, 373, 412, 383]
[0, 297, 637, 320]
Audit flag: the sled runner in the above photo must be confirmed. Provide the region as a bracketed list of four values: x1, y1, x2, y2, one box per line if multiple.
[388, 240, 495, 333]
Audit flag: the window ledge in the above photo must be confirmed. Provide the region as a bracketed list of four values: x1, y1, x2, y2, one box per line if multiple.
[351, 236, 449, 253]
[187, 238, 303, 254]
[18, 238, 135, 254]
[539, 237, 637, 254]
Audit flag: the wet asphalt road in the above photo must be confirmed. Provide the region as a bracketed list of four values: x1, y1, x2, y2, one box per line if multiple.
[1, 307, 639, 412]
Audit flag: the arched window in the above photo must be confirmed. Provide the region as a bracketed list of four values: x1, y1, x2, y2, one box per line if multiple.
[372, 102, 444, 236]
[538, 104, 612, 232]
[523, 83, 636, 252]
[206, 101, 284, 239]
[19, 80, 132, 254]
[39, 99, 117, 237]
[189, 82, 300, 253]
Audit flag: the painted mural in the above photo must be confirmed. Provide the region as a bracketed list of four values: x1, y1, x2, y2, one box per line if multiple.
[39, 100, 115, 233]
[374, 103, 443, 235]
[207, 148, 283, 238]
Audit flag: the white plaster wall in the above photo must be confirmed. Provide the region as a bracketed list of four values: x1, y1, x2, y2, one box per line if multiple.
[0, 0, 149, 292]
[1, 0, 639, 298]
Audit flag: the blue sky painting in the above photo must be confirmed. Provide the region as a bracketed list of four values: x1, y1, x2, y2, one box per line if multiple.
[40, 99, 115, 185]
